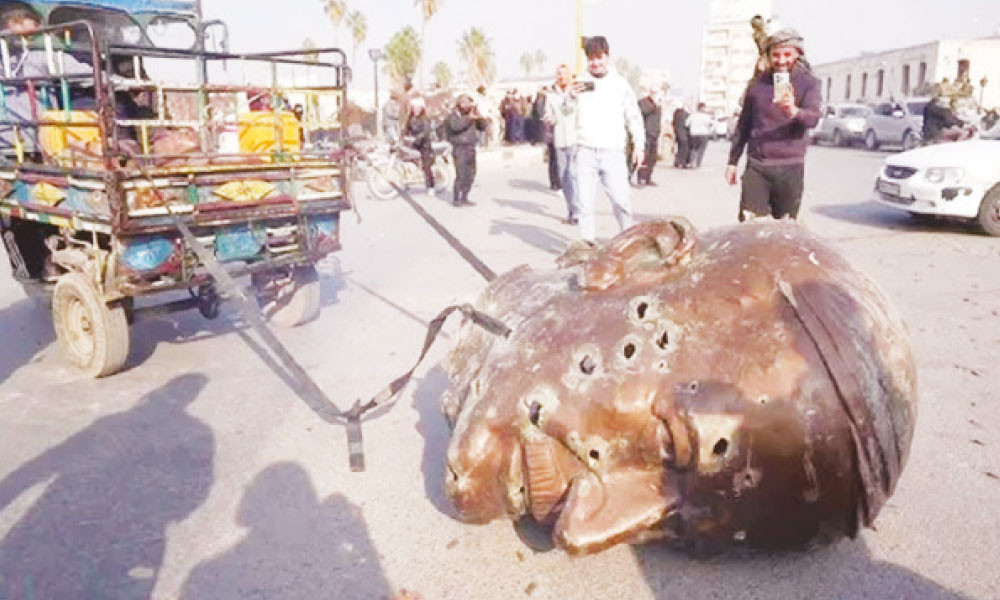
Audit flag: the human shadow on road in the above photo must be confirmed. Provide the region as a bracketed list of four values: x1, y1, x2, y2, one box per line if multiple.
[0, 295, 52, 384]
[411, 365, 456, 517]
[493, 197, 564, 223]
[181, 462, 393, 600]
[507, 178, 555, 194]
[636, 538, 972, 600]
[489, 219, 572, 256]
[0, 373, 214, 599]
[812, 202, 980, 237]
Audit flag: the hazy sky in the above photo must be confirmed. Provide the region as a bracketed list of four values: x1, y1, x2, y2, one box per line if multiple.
[203, 0, 999, 95]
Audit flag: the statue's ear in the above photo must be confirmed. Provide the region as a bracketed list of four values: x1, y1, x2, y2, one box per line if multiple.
[577, 218, 697, 291]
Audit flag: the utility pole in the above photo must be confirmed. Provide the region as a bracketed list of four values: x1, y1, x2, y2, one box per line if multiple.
[369, 48, 384, 138]
[576, 0, 584, 75]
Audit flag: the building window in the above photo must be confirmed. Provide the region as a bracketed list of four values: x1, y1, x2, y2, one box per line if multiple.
[861, 72, 868, 97]
[846, 74, 852, 100]
[826, 77, 832, 101]
[902, 64, 911, 95]
[918, 62, 927, 85]
[877, 69, 885, 97]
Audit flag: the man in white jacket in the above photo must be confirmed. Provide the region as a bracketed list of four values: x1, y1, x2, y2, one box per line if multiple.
[570, 36, 645, 242]
[544, 64, 579, 224]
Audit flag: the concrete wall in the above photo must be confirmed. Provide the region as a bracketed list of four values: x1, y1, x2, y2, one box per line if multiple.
[813, 37, 1000, 109]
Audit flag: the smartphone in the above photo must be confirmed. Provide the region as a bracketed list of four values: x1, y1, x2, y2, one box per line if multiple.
[773, 72, 792, 103]
[580, 80, 596, 92]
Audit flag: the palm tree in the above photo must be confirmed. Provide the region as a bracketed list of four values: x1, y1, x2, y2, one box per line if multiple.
[385, 26, 422, 89]
[520, 52, 534, 78]
[323, 0, 347, 45]
[458, 27, 496, 88]
[534, 49, 547, 74]
[344, 10, 367, 70]
[432, 61, 452, 89]
[415, 0, 443, 91]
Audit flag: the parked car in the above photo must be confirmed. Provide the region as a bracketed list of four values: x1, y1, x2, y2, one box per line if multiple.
[863, 98, 929, 151]
[713, 116, 729, 140]
[873, 122, 1000, 235]
[813, 104, 870, 146]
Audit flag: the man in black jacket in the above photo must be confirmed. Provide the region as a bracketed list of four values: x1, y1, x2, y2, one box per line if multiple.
[637, 89, 662, 185]
[404, 97, 436, 192]
[446, 92, 489, 206]
[922, 94, 964, 144]
[672, 105, 690, 168]
[725, 28, 821, 221]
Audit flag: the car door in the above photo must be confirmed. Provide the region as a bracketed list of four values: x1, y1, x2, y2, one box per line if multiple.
[868, 103, 892, 142]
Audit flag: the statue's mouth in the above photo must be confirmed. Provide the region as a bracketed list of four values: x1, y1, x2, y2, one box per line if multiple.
[513, 402, 689, 555]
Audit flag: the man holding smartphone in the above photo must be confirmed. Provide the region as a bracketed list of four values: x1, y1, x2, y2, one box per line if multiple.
[570, 36, 646, 242]
[725, 28, 821, 221]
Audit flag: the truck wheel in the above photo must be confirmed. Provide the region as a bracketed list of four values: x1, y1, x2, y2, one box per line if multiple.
[902, 130, 918, 151]
[255, 265, 321, 327]
[52, 272, 130, 377]
[865, 130, 880, 151]
[976, 184, 1000, 237]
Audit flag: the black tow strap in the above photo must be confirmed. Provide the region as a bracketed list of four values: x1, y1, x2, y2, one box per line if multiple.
[145, 158, 506, 472]
[167, 205, 508, 471]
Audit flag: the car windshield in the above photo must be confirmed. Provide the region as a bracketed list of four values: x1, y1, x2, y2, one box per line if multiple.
[908, 102, 928, 115]
[841, 107, 867, 117]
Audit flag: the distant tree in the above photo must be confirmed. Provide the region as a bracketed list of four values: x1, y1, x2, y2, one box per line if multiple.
[458, 27, 496, 88]
[323, 0, 348, 44]
[534, 49, 547, 73]
[432, 61, 453, 89]
[301, 38, 322, 121]
[385, 26, 422, 89]
[415, 0, 443, 91]
[520, 52, 535, 78]
[344, 10, 367, 70]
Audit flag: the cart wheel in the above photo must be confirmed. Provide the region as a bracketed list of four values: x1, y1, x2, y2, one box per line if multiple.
[52, 272, 130, 377]
[367, 164, 404, 200]
[256, 265, 321, 327]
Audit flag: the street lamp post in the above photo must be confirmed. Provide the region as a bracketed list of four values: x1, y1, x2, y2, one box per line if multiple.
[369, 48, 384, 138]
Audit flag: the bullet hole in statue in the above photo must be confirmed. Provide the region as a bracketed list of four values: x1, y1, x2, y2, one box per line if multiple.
[580, 355, 596, 375]
[656, 330, 670, 350]
[713, 438, 729, 456]
[529, 401, 542, 426]
[688, 380, 699, 393]
[589, 449, 601, 461]
[636, 301, 649, 320]
[623, 342, 637, 360]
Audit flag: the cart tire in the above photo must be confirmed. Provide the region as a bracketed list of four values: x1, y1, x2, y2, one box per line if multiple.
[52, 272, 130, 377]
[260, 265, 321, 327]
[367, 165, 403, 200]
[976, 184, 1000, 237]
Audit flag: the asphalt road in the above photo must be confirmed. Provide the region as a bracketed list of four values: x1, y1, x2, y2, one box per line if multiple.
[1, 142, 998, 599]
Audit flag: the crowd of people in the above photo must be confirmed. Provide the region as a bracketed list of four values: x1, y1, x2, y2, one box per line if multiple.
[373, 21, 998, 242]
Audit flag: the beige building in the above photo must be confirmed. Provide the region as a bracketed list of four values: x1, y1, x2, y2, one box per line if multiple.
[812, 37, 1000, 108]
[699, 0, 773, 116]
